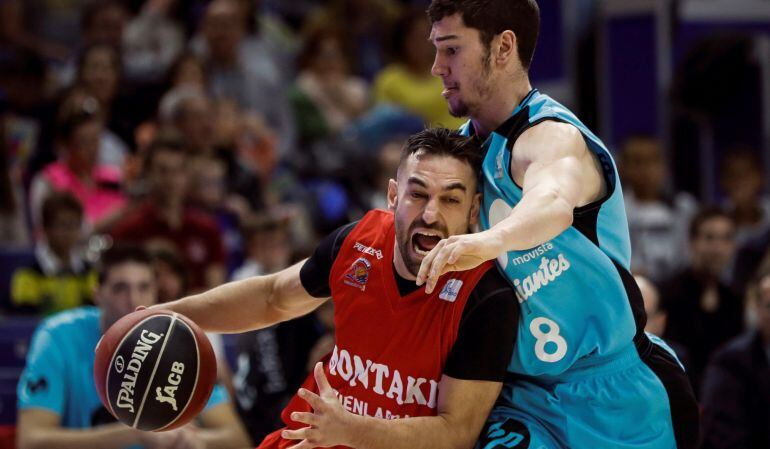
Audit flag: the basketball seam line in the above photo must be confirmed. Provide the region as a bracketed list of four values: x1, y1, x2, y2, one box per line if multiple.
[105, 314, 163, 418]
[156, 317, 201, 431]
[132, 313, 177, 428]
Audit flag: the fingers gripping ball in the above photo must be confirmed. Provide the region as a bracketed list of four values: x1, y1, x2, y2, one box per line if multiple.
[93, 309, 217, 431]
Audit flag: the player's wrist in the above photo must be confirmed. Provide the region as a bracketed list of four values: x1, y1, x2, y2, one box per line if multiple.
[341, 412, 367, 447]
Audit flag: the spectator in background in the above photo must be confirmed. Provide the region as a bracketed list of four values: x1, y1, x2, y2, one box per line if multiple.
[47, 0, 130, 90]
[75, 44, 131, 166]
[0, 0, 86, 63]
[149, 245, 188, 304]
[168, 52, 208, 90]
[230, 214, 324, 444]
[662, 207, 744, 395]
[10, 192, 95, 315]
[289, 26, 369, 148]
[123, 0, 186, 83]
[720, 148, 770, 247]
[373, 9, 464, 128]
[306, 0, 400, 80]
[361, 136, 404, 210]
[620, 135, 698, 283]
[700, 266, 770, 449]
[195, 0, 296, 159]
[733, 227, 770, 299]
[29, 95, 126, 231]
[16, 245, 252, 449]
[110, 133, 226, 292]
[0, 109, 31, 247]
[80, 0, 128, 52]
[636, 274, 667, 337]
[0, 49, 48, 185]
[635, 273, 691, 372]
[190, 154, 246, 275]
[232, 214, 293, 281]
[160, 86, 268, 210]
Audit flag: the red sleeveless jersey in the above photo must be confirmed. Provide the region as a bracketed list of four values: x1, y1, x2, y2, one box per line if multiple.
[258, 210, 493, 449]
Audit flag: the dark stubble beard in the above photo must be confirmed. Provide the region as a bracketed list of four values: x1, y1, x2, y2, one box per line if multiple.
[396, 219, 449, 278]
[449, 50, 493, 118]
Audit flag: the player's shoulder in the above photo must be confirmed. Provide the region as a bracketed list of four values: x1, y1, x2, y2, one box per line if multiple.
[514, 119, 587, 162]
[38, 306, 99, 333]
[28, 307, 100, 359]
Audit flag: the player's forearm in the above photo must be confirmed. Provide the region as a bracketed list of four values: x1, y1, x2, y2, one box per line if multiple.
[492, 186, 574, 252]
[197, 425, 253, 449]
[156, 274, 285, 333]
[17, 423, 140, 449]
[345, 414, 475, 449]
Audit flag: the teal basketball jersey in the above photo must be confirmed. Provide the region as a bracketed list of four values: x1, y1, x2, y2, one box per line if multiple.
[462, 89, 645, 378]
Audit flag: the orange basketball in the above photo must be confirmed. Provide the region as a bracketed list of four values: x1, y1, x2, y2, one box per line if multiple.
[93, 308, 217, 431]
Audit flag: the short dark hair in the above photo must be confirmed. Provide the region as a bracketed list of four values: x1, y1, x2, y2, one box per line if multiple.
[427, 0, 540, 70]
[41, 192, 83, 229]
[81, 0, 126, 32]
[399, 128, 482, 174]
[55, 95, 102, 143]
[97, 245, 153, 284]
[689, 206, 733, 239]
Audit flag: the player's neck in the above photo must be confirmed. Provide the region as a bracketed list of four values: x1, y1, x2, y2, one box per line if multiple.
[471, 77, 533, 139]
[392, 243, 417, 281]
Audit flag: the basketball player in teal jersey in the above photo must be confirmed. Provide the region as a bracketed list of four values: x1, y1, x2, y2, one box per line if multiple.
[417, 1, 699, 448]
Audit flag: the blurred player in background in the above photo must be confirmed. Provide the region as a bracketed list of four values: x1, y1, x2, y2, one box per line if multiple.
[16, 245, 250, 449]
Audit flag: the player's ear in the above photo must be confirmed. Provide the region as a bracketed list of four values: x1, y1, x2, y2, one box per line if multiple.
[495, 30, 517, 65]
[387, 179, 398, 210]
[469, 192, 482, 226]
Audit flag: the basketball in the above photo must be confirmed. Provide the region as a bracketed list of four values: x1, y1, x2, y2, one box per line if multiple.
[93, 308, 217, 431]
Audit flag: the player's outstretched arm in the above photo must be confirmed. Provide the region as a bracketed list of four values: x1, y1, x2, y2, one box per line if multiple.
[17, 409, 146, 449]
[418, 121, 600, 293]
[152, 260, 328, 333]
[284, 363, 502, 449]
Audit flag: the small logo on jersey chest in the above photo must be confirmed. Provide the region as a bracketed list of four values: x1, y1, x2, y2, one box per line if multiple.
[344, 257, 371, 291]
[353, 242, 383, 260]
[495, 150, 505, 179]
[439, 279, 463, 302]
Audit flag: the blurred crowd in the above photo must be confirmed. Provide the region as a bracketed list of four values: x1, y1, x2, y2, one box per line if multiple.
[1, 0, 769, 448]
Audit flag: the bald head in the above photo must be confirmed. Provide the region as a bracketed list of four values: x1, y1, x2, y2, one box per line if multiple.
[635, 274, 666, 336]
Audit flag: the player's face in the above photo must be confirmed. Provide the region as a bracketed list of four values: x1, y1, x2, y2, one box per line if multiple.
[430, 14, 496, 118]
[96, 262, 157, 331]
[690, 217, 735, 277]
[150, 150, 189, 204]
[388, 151, 480, 278]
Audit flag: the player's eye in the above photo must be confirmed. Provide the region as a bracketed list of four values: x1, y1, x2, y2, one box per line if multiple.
[410, 191, 427, 200]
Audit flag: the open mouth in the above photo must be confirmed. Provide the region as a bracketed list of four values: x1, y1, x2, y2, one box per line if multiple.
[412, 231, 443, 256]
[441, 85, 459, 98]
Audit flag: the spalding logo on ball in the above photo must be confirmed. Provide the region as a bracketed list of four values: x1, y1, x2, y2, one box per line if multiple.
[94, 309, 217, 431]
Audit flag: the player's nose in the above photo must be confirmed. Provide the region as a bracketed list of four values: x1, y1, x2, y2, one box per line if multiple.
[422, 198, 440, 224]
[431, 54, 447, 77]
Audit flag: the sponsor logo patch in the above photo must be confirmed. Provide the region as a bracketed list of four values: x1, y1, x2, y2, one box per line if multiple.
[438, 279, 463, 302]
[344, 257, 371, 291]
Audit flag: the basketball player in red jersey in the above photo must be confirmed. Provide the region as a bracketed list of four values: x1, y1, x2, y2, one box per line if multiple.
[152, 128, 519, 449]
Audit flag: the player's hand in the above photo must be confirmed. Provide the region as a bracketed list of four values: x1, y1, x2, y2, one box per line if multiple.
[283, 362, 354, 449]
[140, 426, 203, 449]
[416, 230, 504, 294]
